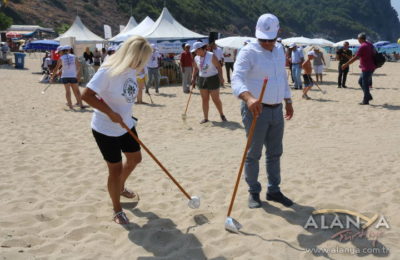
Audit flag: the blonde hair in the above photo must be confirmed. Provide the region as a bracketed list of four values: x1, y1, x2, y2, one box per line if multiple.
[102, 36, 152, 77]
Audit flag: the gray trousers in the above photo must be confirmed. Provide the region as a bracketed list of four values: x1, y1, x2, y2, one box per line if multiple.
[241, 102, 284, 194]
[147, 67, 160, 91]
[182, 67, 192, 92]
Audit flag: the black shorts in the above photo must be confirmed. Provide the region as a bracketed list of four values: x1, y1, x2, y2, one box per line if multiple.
[62, 77, 78, 84]
[303, 74, 313, 87]
[198, 74, 220, 90]
[92, 127, 141, 163]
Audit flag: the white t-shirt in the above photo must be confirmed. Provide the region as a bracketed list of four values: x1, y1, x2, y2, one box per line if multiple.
[43, 57, 51, 69]
[195, 51, 218, 78]
[147, 51, 161, 68]
[87, 67, 138, 137]
[213, 47, 224, 61]
[223, 48, 235, 63]
[60, 54, 77, 78]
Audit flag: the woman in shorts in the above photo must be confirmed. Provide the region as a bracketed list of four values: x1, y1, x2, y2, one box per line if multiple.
[191, 42, 227, 124]
[81, 36, 152, 224]
[52, 45, 84, 109]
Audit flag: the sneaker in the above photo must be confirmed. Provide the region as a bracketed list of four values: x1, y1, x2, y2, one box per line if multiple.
[266, 191, 293, 207]
[338, 85, 342, 88]
[359, 101, 369, 105]
[220, 115, 227, 122]
[342, 85, 347, 88]
[200, 119, 209, 124]
[248, 193, 262, 208]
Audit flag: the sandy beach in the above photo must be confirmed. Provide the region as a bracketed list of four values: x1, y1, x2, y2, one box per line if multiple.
[0, 54, 399, 260]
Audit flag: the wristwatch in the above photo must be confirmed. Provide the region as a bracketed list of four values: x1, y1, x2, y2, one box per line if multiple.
[285, 98, 293, 104]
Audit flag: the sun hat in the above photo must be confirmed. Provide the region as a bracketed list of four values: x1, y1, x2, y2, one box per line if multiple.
[190, 41, 207, 52]
[255, 13, 280, 40]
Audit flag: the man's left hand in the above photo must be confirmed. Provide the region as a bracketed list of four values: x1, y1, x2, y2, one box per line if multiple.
[285, 103, 294, 120]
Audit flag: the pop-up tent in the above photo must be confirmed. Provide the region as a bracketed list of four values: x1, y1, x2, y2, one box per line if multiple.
[143, 7, 206, 41]
[55, 16, 104, 44]
[24, 40, 59, 51]
[215, 36, 256, 49]
[110, 16, 154, 42]
[334, 39, 360, 47]
[109, 16, 138, 42]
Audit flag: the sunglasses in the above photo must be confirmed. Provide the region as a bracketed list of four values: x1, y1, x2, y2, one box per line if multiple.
[259, 38, 277, 43]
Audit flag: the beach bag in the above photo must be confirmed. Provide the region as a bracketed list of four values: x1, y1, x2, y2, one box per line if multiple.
[373, 49, 386, 68]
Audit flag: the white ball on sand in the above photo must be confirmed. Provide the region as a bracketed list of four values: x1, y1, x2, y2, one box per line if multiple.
[188, 196, 200, 209]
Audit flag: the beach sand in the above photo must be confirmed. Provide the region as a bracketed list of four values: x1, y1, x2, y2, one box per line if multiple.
[0, 54, 399, 259]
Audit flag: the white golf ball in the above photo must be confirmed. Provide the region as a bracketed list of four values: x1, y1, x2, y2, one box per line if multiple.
[188, 196, 200, 209]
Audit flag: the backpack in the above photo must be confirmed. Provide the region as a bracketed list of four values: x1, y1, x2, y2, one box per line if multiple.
[373, 48, 386, 68]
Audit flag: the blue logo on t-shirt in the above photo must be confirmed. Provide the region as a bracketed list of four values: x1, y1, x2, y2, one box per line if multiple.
[122, 78, 137, 103]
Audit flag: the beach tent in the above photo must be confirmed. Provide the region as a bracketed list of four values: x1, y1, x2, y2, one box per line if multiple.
[24, 40, 59, 51]
[334, 39, 360, 47]
[282, 36, 313, 46]
[309, 38, 335, 47]
[143, 7, 206, 41]
[215, 36, 256, 49]
[110, 16, 154, 42]
[378, 43, 400, 54]
[108, 16, 138, 42]
[55, 16, 104, 44]
[373, 41, 390, 48]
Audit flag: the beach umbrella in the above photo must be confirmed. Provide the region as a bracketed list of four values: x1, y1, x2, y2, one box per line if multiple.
[282, 36, 313, 46]
[334, 39, 360, 47]
[378, 43, 400, 54]
[373, 41, 390, 48]
[309, 38, 334, 47]
[215, 36, 256, 49]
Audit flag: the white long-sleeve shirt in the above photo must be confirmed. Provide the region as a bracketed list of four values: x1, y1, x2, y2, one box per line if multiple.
[231, 42, 291, 104]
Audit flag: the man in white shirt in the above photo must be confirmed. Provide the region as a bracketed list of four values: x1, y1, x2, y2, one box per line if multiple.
[147, 44, 161, 94]
[223, 47, 235, 84]
[209, 42, 224, 85]
[232, 13, 294, 209]
[289, 43, 304, 89]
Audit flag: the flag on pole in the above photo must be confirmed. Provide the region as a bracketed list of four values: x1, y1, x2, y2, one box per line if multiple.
[104, 25, 112, 39]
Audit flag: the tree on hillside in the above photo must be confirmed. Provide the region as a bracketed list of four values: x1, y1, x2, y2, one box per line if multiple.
[0, 12, 12, 30]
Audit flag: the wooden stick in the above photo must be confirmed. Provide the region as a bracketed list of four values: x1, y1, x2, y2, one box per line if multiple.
[122, 123, 191, 200]
[183, 85, 195, 116]
[227, 78, 268, 217]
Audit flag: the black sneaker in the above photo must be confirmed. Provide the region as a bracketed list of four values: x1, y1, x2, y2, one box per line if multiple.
[220, 115, 227, 122]
[248, 193, 261, 208]
[342, 85, 347, 88]
[266, 191, 293, 207]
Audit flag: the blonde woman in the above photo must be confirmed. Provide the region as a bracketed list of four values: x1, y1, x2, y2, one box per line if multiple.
[81, 36, 152, 225]
[51, 46, 84, 109]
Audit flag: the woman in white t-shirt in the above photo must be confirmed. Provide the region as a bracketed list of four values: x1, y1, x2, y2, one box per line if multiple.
[51, 46, 84, 109]
[81, 36, 152, 225]
[191, 42, 227, 124]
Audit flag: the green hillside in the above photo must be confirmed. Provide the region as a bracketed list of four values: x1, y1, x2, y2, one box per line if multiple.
[1, 0, 400, 41]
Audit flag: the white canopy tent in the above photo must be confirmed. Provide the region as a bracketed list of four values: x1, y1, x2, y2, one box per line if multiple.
[309, 38, 335, 47]
[55, 16, 104, 44]
[215, 36, 256, 49]
[143, 7, 206, 41]
[282, 36, 313, 46]
[334, 39, 361, 47]
[108, 16, 138, 42]
[110, 16, 154, 42]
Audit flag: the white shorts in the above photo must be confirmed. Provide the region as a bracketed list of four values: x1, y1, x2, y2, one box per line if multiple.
[314, 65, 324, 74]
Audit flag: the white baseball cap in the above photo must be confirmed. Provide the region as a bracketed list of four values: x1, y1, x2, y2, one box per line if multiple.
[190, 41, 207, 52]
[307, 51, 317, 57]
[255, 13, 280, 40]
[289, 43, 297, 48]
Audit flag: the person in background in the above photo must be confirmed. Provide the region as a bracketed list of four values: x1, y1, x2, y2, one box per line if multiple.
[313, 48, 326, 84]
[1, 42, 9, 60]
[101, 47, 107, 63]
[146, 44, 161, 94]
[83, 47, 94, 64]
[93, 48, 102, 72]
[289, 43, 304, 89]
[209, 42, 224, 85]
[231, 13, 294, 209]
[50, 46, 61, 71]
[136, 67, 148, 104]
[336, 41, 352, 88]
[223, 47, 235, 84]
[302, 51, 317, 100]
[342, 33, 375, 105]
[51, 46, 84, 110]
[41, 52, 51, 73]
[180, 43, 193, 93]
[191, 42, 227, 124]
[81, 36, 152, 225]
